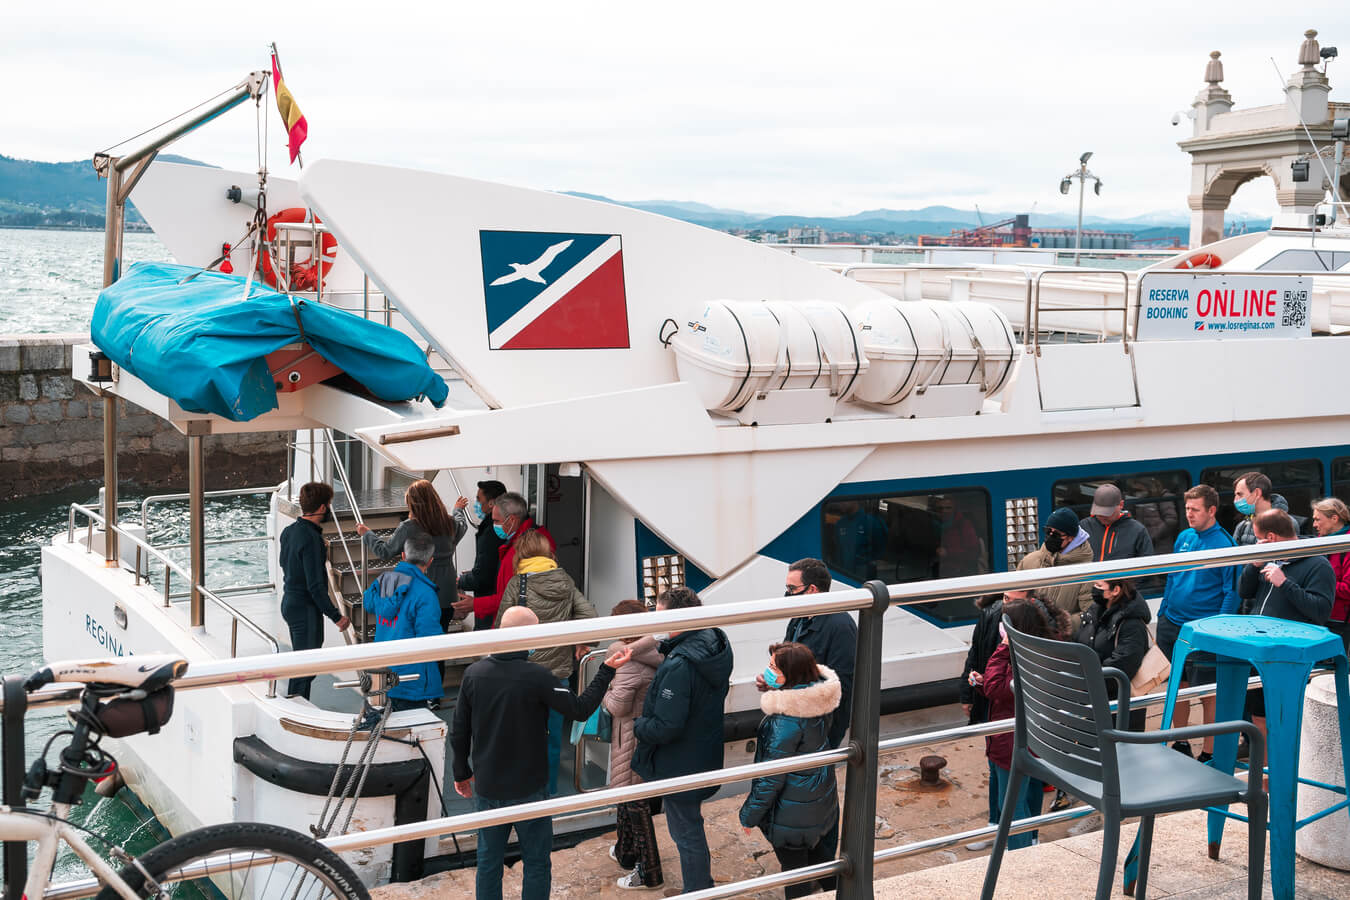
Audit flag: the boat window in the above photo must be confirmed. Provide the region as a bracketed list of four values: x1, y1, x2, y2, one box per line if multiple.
[1333, 458, 1350, 507]
[1052, 471, 1189, 593]
[1200, 460, 1323, 534]
[1255, 249, 1350, 272]
[821, 488, 991, 623]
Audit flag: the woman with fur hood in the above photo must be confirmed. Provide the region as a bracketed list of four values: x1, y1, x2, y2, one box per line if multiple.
[739, 642, 841, 900]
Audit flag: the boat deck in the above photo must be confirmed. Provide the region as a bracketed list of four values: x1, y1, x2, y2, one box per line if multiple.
[875, 808, 1349, 899]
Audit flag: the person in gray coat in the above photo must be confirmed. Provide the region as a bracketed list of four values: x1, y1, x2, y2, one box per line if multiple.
[357, 478, 468, 625]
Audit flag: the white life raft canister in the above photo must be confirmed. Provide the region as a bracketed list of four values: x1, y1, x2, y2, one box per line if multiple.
[851, 298, 1015, 406]
[670, 300, 869, 414]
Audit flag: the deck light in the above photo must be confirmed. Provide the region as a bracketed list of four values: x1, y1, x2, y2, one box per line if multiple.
[1059, 178, 1072, 195]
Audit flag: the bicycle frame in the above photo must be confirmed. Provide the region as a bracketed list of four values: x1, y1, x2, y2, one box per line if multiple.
[0, 803, 139, 900]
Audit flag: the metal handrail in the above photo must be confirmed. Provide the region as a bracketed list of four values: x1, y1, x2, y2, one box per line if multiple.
[64, 503, 281, 688]
[573, 647, 610, 793]
[155, 536, 271, 551]
[140, 487, 278, 529]
[23, 533, 1350, 713]
[321, 428, 368, 592]
[29, 534, 1350, 898]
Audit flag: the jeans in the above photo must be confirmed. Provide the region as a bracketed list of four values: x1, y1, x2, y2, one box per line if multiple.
[283, 604, 324, 699]
[986, 759, 1001, 825]
[546, 678, 566, 795]
[991, 764, 1045, 851]
[662, 789, 713, 892]
[772, 821, 838, 899]
[474, 788, 552, 900]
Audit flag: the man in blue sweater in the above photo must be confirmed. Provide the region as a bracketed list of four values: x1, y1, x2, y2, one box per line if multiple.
[1157, 484, 1238, 762]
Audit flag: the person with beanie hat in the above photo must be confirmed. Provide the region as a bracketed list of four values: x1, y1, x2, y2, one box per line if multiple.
[1016, 506, 1093, 631]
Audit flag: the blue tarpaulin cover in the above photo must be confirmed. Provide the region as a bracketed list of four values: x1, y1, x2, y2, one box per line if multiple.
[92, 262, 449, 421]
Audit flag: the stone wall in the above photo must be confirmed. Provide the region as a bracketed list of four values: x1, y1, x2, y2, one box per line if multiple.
[0, 334, 288, 499]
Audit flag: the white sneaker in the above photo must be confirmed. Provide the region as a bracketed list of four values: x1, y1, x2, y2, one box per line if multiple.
[965, 838, 994, 851]
[616, 868, 662, 890]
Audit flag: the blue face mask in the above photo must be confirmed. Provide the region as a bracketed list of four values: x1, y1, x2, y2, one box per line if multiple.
[763, 666, 783, 689]
[1235, 497, 1256, 516]
[473, 501, 484, 520]
[493, 523, 510, 540]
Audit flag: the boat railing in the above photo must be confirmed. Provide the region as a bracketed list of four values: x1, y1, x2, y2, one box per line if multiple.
[139, 486, 278, 531]
[64, 502, 282, 682]
[21, 532, 1350, 900]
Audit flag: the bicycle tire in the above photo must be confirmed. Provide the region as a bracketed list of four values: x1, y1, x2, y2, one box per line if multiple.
[94, 821, 369, 900]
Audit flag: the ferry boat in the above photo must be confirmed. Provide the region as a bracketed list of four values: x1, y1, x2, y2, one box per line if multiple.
[37, 66, 1350, 887]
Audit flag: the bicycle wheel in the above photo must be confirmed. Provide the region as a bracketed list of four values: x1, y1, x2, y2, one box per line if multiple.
[95, 821, 369, 900]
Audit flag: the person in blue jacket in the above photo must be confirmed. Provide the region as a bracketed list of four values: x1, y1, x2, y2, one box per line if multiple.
[364, 532, 443, 710]
[739, 642, 841, 900]
[1157, 484, 1239, 761]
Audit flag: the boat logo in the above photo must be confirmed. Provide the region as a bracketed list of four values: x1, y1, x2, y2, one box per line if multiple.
[1194, 321, 1205, 331]
[479, 230, 630, 350]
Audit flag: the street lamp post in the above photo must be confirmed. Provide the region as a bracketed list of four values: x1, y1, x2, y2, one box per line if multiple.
[1059, 152, 1103, 265]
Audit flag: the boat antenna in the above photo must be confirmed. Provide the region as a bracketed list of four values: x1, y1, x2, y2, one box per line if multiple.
[1270, 56, 1349, 226]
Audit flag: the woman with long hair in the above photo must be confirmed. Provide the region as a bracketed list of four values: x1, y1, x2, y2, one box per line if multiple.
[973, 599, 1059, 851]
[497, 528, 597, 795]
[1076, 578, 1151, 731]
[1311, 496, 1350, 648]
[739, 642, 841, 899]
[602, 599, 666, 890]
[357, 479, 469, 639]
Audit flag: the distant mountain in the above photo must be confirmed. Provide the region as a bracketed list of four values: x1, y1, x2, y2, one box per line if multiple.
[558, 191, 1201, 238]
[0, 153, 213, 227]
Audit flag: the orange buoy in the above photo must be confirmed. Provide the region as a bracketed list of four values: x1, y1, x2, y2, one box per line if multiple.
[258, 207, 338, 291]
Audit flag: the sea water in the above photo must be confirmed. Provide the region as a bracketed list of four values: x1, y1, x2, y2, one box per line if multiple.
[0, 228, 273, 882]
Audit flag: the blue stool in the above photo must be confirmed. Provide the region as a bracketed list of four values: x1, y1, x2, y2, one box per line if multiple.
[1162, 615, 1350, 900]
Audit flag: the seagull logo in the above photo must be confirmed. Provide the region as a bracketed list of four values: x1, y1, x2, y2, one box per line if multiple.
[488, 239, 573, 287]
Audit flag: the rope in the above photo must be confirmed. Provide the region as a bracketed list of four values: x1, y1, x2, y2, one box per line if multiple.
[311, 674, 395, 839]
[96, 85, 240, 157]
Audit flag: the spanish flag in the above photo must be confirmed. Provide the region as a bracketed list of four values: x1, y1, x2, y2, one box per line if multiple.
[271, 46, 308, 164]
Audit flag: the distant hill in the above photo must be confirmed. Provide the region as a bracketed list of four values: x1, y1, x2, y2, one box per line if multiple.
[0, 153, 212, 228]
[558, 190, 1209, 239]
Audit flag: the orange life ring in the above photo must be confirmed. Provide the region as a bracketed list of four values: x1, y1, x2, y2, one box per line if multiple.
[259, 207, 338, 292]
[1176, 252, 1221, 270]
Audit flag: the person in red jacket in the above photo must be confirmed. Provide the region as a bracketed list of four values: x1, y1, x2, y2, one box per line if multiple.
[973, 599, 1060, 851]
[1311, 497, 1350, 649]
[459, 491, 556, 629]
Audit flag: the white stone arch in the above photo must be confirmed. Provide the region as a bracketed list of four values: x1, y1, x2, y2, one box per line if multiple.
[1177, 31, 1348, 247]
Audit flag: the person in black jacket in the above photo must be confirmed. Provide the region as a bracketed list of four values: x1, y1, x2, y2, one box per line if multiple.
[633, 587, 733, 894]
[740, 642, 840, 900]
[453, 480, 507, 618]
[960, 589, 1023, 850]
[1076, 578, 1151, 731]
[1080, 484, 1156, 561]
[764, 558, 856, 748]
[1237, 508, 1334, 746]
[279, 482, 349, 699]
[451, 605, 631, 900]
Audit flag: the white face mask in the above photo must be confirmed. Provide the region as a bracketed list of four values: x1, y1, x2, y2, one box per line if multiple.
[651, 633, 669, 642]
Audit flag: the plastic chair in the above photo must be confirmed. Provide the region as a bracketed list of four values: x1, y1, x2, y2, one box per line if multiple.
[1163, 615, 1350, 900]
[980, 625, 1267, 900]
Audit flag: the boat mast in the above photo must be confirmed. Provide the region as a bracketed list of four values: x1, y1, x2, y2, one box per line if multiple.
[92, 73, 265, 619]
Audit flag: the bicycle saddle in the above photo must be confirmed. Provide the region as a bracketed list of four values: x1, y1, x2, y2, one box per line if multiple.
[26, 655, 188, 692]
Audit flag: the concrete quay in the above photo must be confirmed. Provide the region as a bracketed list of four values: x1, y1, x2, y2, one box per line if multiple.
[0, 333, 286, 498]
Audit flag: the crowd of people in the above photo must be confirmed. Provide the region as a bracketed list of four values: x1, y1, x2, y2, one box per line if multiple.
[275, 472, 1350, 893]
[961, 476, 1347, 851]
[278, 479, 855, 897]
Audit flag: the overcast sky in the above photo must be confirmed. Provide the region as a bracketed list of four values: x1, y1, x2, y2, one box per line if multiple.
[2, 2, 1344, 219]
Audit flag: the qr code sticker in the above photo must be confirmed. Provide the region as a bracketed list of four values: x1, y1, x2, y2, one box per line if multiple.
[1281, 289, 1309, 328]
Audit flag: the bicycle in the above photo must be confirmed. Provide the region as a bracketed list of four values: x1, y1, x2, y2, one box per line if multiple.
[4, 654, 370, 900]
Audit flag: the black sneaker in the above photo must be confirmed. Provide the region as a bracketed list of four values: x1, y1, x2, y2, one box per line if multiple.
[1196, 751, 1213, 765]
[1050, 789, 1073, 811]
[1171, 740, 1193, 758]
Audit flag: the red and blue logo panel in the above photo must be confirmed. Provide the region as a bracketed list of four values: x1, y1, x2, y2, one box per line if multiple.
[479, 230, 630, 350]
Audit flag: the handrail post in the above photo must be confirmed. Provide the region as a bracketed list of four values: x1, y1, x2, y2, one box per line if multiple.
[838, 579, 889, 900]
[3, 675, 29, 898]
[188, 432, 206, 628]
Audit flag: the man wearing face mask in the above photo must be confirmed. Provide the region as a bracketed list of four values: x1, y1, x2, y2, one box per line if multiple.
[279, 481, 350, 699]
[1232, 471, 1309, 544]
[1016, 507, 1093, 632]
[454, 480, 507, 619]
[759, 558, 856, 750]
[468, 491, 555, 630]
